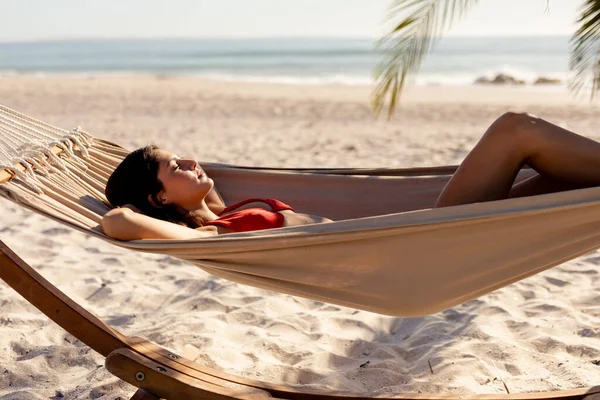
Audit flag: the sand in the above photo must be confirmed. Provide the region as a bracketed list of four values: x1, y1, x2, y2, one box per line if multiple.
[1, 75, 600, 399]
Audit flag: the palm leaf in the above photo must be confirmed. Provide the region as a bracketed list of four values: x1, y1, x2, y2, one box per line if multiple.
[569, 0, 600, 99]
[372, 0, 479, 118]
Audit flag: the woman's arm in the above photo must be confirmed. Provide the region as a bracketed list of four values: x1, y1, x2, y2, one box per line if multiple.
[101, 207, 217, 240]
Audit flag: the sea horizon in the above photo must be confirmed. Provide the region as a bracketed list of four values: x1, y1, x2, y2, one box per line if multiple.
[0, 36, 572, 88]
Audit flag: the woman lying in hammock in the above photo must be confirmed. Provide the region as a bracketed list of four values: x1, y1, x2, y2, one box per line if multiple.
[103, 145, 333, 240]
[102, 112, 600, 240]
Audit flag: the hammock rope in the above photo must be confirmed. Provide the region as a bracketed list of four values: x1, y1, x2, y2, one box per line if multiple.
[0, 105, 92, 193]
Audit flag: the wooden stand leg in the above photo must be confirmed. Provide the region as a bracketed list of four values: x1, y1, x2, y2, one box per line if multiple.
[130, 389, 162, 400]
[127, 344, 213, 400]
[108, 348, 260, 399]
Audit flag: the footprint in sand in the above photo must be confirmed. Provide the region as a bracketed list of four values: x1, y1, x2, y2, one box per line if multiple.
[101, 257, 122, 265]
[41, 227, 71, 235]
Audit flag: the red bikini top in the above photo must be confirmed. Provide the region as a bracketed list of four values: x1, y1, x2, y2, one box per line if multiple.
[205, 198, 293, 232]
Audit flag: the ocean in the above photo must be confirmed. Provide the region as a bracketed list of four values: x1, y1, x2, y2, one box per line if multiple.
[0, 36, 570, 87]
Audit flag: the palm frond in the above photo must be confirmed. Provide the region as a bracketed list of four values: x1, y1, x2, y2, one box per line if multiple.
[372, 0, 479, 118]
[569, 0, 600, 99]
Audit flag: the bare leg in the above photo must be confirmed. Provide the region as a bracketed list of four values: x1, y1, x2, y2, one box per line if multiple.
[435, 112, 600, 208]
[508, 173, 584, 198]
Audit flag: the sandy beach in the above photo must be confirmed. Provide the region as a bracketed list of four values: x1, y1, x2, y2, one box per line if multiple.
[1, 75, 600, 398]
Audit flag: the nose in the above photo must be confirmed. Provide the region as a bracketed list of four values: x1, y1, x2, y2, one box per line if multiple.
[185, 158, 198, 170]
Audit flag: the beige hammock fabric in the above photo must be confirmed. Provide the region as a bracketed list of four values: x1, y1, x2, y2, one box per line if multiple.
[1, 104, 600, 317]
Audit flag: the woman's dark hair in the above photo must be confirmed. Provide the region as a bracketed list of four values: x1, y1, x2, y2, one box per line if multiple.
[105, 145, 205, 228]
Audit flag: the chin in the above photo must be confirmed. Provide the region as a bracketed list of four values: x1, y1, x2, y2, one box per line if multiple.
[205, 177, 215, 191]
[200, 179, 215, 197]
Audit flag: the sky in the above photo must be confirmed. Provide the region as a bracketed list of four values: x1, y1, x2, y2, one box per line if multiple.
[0, 0, 580, 42]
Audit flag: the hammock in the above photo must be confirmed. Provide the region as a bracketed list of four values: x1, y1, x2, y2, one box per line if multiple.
[1, 103, 600, 317]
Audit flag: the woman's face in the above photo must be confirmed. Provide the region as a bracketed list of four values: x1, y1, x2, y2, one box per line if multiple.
[153, 148, 214, 211]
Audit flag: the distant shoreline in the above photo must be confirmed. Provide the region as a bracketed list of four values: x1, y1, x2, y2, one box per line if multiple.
[0, 71, 570, 92]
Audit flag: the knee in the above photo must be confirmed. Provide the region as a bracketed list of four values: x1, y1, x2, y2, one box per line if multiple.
[488, 111, 540, 141]
[495, 111, 538, 128]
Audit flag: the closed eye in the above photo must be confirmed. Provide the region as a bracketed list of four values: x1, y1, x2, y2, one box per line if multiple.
[170, 156, 180, 171]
